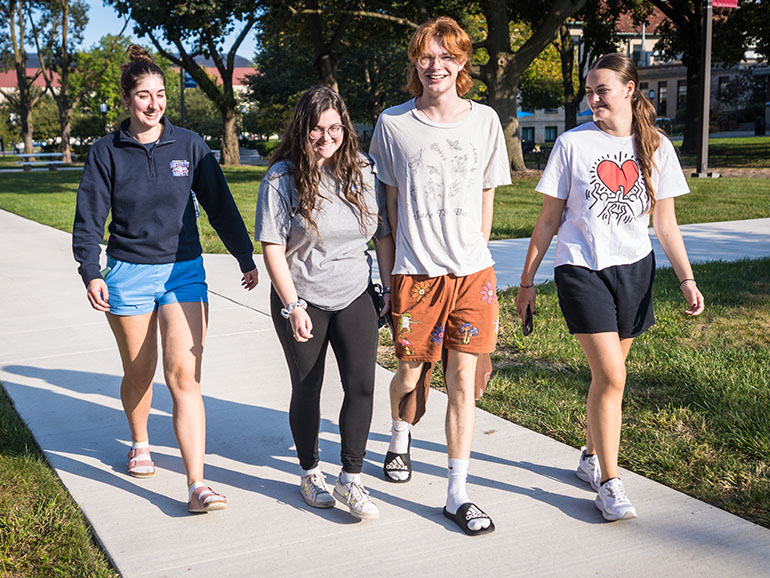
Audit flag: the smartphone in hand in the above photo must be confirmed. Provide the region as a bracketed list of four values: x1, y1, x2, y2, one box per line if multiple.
[522, 305, 533, 337]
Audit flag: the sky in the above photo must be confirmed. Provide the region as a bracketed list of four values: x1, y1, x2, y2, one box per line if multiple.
[81, 0, 258, 59]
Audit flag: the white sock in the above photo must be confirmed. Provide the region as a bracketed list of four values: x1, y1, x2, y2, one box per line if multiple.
[301, 465, 322, 477]
[339, 470, 361, 485]
[446, 458, 470, 513]
[129, 440, 153, 474]
[188, 481, 206, 502]
[388, 419, 410, 454]
[446, 458, 490, 532]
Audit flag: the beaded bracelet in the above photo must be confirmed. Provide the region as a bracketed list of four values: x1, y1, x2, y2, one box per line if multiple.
[520, 283, 535, 289]
[679, 278, 696, 289]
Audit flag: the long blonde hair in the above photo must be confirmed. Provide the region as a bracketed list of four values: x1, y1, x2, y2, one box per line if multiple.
[590, 54, 661, 212]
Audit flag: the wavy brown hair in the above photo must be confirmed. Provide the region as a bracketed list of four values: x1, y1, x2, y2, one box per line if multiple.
[406, 16, 473, 97]
[269, 85, 373, 234]
[121, 44, 165, 96]
[590, 53, 662, 212]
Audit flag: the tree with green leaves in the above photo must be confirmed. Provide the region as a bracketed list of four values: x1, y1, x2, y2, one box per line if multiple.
[745, 0, 770, 61]
[474, 0, 588, 171]
[649, 0, 751, 153]
[27, 0, 91, 162]
[1, 0, 43, 153]
[108, 0, 260, 165]
[553, 0, 647, 131]
[73, 34, 132, 130]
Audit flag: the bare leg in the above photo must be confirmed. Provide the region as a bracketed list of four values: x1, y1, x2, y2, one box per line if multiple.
[106, 311, 158, 444]
[577, 333, 633, 482]
[389, 360, 424, 420]
[443, 351, 478, 460]
[158, 301, 208, 486]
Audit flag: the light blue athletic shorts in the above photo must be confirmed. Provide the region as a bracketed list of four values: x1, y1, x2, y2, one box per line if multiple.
[103, 256, 208, 316]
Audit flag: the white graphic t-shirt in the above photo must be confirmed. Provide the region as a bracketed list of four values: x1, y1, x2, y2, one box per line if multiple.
[369, 98, 511, 277]
[536, 122, 689, 271]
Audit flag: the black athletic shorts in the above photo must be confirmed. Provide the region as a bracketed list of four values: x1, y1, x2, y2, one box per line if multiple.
[554, 251, 655, 338]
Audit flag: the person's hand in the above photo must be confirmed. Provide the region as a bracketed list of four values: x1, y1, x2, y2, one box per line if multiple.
[681, 281, 704, 316]
[515, 285, 536, 325]
[290, 307, 313, 342]
[241, 268, 259, 291]
[379, 293, 391, 316]
[86, 278, 110, 312]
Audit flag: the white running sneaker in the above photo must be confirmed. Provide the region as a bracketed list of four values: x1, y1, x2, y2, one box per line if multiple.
[576, 447, 601, 491]
[300, 472, 335, 508]
[595, 478, 638, 521]
[333, 478, 379, 520]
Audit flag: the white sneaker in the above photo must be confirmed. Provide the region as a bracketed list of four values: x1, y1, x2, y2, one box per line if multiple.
[333, 478, 379, 520]
[595, 478, 638, 521]
[300, 472, 335, 508]
[576, 447, 601, 491]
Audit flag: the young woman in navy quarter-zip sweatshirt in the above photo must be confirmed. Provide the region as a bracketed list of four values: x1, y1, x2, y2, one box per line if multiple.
[72, 44, 259, 514]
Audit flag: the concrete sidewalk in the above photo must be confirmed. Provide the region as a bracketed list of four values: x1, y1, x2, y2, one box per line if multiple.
[1, 208, 769, 578]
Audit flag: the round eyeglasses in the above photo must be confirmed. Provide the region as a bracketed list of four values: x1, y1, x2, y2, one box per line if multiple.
[310, 124, 344, 139]
[416, 54, 457, 68]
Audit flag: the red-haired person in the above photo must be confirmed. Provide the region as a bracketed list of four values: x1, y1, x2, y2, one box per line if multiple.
[515, 54, 704, 521]
[369, 16, 510, 536]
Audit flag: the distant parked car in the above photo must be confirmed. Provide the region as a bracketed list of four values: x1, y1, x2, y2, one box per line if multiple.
[521, 138, 535, 154]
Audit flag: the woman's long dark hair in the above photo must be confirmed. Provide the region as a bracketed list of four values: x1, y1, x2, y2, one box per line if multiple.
[270, 85, 373, 233]
[590, 53, 662, 213]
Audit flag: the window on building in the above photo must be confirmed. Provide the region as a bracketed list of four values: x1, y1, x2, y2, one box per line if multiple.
[521, 126, 535, 142]
[718, 76, 730, 99]
[545, 126, 557, 142]
[657, 82, 668, 117]
[677, 80, 687, 112]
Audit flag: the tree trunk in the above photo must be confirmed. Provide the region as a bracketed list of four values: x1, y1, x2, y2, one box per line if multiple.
[220, 106, 240, 165]
[479, 0, 524, 172]
[14, 63, 34, 155]
[487, 70, 525, 171]
[316, 52, 339, 92]
[559, 25, 578, 131]
[59, 110, 73, 164]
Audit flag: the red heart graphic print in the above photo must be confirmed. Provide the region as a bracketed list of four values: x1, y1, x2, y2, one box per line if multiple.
[596, 159, 640, 195]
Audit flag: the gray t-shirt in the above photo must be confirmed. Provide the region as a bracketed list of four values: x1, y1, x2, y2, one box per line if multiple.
[369, 98, 511, 277]
[254, 155, 390, 311]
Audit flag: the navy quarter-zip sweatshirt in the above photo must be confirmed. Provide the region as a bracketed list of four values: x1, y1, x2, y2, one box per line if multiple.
[73, 118, 255, 286]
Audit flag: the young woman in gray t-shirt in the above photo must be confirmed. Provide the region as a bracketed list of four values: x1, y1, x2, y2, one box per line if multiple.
[255, 85, 395, 521]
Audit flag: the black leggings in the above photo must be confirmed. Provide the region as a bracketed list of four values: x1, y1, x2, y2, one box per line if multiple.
[270, 287, 378, 473]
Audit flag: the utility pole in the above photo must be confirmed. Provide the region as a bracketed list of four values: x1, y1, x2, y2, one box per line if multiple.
[694, 0, 718, 178]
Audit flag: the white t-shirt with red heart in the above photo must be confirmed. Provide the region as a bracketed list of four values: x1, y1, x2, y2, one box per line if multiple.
[536, 121, 689, 271]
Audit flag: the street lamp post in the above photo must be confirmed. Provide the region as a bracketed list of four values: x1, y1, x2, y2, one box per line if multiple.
[100, 103, 108, 135]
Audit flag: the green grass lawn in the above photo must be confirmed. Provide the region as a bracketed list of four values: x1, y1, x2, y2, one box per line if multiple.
[675, 136, 770, 168]
[0, 387, 118, 577]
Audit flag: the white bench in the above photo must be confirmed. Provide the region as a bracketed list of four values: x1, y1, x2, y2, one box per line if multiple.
[16, 152, 66, 171]
[19, 160, 69, 171]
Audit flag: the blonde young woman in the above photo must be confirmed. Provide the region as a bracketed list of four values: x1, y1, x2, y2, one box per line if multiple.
[515, 53, 704, 521]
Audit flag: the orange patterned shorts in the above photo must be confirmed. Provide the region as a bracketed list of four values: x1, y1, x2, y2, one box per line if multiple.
[391, 267, 499, 362]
